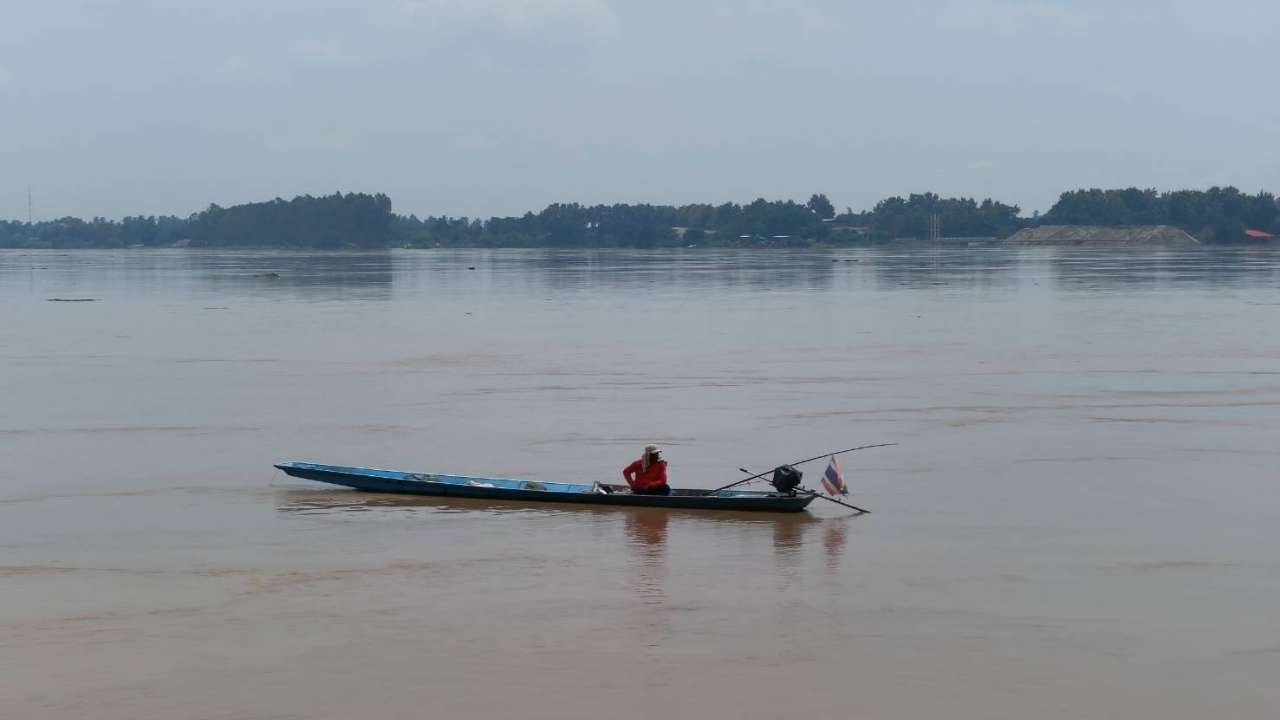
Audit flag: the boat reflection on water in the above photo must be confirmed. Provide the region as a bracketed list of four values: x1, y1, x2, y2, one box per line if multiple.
[772, 513, 805, 555]
[274, 488, 831, 528]
[273, 489, 849, 576]
[624, 510, 669, 557]
[823, 521, 848, 572]
[624, 510, 668, 608]
[770, 511, 808, 592]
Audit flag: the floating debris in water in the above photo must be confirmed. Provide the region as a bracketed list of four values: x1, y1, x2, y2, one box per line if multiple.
[252, 272, 280, 278]
[47, 298, 98, 302]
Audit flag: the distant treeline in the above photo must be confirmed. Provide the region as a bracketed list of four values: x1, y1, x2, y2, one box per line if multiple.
[1040, 187, 1278, 242]
[2, 187, 1276, 249]
[0, 193, 394, 249]
[395, 196, 843, 248]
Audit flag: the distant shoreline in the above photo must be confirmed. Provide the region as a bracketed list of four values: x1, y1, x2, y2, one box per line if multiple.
[8, 237, 1267, 252]
[3, 187, 1275, 249]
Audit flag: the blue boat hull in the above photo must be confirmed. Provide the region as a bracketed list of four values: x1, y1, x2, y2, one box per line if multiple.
[274, 461, 816, 513]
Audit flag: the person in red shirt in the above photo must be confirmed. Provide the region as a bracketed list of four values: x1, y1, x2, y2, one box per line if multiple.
[623, 444, 670, 495]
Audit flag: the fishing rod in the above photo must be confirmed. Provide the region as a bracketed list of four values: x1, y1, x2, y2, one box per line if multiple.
[702, 443, 896, 497]
[736, 467, 870, 514]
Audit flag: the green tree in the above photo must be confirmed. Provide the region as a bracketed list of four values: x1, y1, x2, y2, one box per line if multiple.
[807, 193, 836, 220]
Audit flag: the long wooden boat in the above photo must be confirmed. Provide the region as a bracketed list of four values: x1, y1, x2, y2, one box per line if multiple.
[274, 461, 816, 513]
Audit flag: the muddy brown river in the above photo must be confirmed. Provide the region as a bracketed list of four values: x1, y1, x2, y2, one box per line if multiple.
[2, 248, 1279, 718]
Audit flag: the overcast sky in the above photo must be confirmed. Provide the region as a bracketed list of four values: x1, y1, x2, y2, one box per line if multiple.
[2, 0, 1277, 220]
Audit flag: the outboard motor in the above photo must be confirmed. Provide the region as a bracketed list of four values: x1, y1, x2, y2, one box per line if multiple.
[770, 465, 803, 495]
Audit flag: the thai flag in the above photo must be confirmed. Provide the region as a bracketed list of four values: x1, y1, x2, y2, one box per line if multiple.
[821, 456, 847, 496]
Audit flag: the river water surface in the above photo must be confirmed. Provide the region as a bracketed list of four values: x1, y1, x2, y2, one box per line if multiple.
[3, 248, 1279, 719]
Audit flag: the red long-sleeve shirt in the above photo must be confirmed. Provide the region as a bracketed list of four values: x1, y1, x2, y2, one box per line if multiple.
[623, 458, 668, 491]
